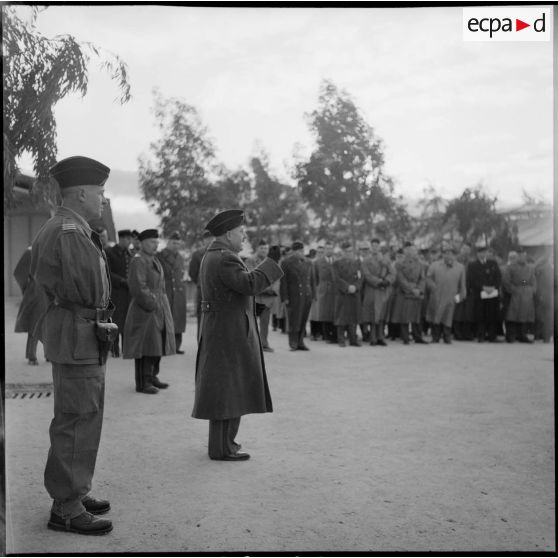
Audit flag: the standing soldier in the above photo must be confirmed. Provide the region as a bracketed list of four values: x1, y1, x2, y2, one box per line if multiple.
[30, 155, 116, 535]
[14, 246, 48, 365]
[189, 230, 213, 336]
[123, 229, 176, 393]
[391, 242, 428, 344]
[246, 240, 278, 352]
[502, 247, 537, 343]
[361, 239, 395, 346]
[280, 241, 315, 351]
[467, 246, 502, 343]
[314, 240, 337, 343]
[106, 230, 133, 357]
[534, 250, 553, 343]
[192, 209, 283, 460]
[426, 247, 467, 344]
[332, 241, 363, 347]
[158, 232, 187, 354]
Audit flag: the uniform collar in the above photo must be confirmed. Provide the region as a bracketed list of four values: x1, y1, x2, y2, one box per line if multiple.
[208, 239, 235, 252]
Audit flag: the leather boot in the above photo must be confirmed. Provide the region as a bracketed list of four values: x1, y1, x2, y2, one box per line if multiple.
[442, 325, 452, 344]
[142, 359, 159, 394]
[337, 326, 346, 347]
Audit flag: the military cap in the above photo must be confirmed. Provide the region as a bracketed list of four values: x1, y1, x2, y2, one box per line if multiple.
[169, 231, 181, 240]
[341, 241, 352, 250]
[118, 229, 133, 238]
[138, 229, 159, 241]
[205, 209, 244, 236]
[291, 241, 304, 251]
[371, 238, 381, 244]
[49, 155, 110, 189]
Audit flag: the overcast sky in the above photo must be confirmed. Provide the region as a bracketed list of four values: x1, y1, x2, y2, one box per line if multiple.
[16, 4, 554, 231]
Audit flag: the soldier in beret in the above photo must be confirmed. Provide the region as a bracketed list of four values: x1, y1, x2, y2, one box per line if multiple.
[123, 229, 176, 393]
[280, 241, 315, 351]
[157, 231, 187, 354]
[106, 230, 133, 357]
[30, 155, 116, 535]
[192, 209, 283, 461]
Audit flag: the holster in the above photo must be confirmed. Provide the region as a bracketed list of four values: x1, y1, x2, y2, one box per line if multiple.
[95, 309, 119, 365]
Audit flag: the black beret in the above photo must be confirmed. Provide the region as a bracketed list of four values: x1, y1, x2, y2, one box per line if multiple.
[49, 155, 110, 189]
[292, 241, 304, 251]
[341, 241, 352, 250]
[138, 229, 159, 241]
[118, 229, 133, 238]
[205, 209, 244, 236]
[169, 231, 181, 240]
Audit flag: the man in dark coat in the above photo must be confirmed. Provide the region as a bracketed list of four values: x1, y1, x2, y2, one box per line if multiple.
[123, 229, 176, 393]
[158, 231, 187, 354]
[280, 241, 315, 351]
[453, 243, 475, 340]
[105, 229, 133, 357]
[188, 230, 213, 335]
[30, 156, 115, 535]
[467, 246, 502, 342]
[313, 240, 337, 343]
[332, 241, 363, 347]
[192, 209, 283, 461]
[14, 246, 48, 364]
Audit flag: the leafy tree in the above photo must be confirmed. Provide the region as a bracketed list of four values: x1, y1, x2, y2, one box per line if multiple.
[138, 90, 220, 246]
[296, 79, 402, 246]
[3, 5, 131, 209]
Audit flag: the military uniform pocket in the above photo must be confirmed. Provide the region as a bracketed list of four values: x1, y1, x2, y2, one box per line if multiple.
[73, 316, 100, 360]
[60, 376, 103, 414]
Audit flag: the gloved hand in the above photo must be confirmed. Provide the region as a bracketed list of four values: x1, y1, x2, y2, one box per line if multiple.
[268, 245, 281, 263]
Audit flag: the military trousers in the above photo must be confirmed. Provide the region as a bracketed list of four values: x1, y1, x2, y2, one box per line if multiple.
[45, 362, 105, 519]
[208, 417, 241, 459]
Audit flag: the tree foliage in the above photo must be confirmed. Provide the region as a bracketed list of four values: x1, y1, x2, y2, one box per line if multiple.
[2, 5, 131, 209]
[295, 79, 404, 246]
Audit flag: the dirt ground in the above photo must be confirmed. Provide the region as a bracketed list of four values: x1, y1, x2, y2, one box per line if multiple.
[4, 296, 555, 554]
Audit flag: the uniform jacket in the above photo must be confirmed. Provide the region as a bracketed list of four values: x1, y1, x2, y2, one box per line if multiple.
[332, 257, 362, 326]
[425, 260, 466, 327]
[157, 248, 187, 333]
[390, 255, 425, 324]
[280, 253, 315, 332]
[503, 261, 536, 323]
[467, 258, 502, 321]
[246, 253, 278, 308]
[313, 256, 336, 322]
[106, 244, 132, 331]
[361, 255, 395, 323]
[30, 206, 111, 365]
[192, 240, 283, 420]
[123, 251, 176, 358]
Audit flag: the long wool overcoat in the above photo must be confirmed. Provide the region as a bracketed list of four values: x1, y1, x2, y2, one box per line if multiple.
[280, 253, 314, 333]
[313, 256, 336, 322]
[453, 256, 474, 323]
[123, 251, 176, 358]
[192, 240, 283, 421]
[467, 258, 502, 322]
[361, 255, 395, 323]
[157, 248, 187, 333]
[390, 256, 425, 324]
[332, 257, 363, 326]
[106, 244, 132, 333]
[502, 261, 536, 323]
[425, 260, 467, 327]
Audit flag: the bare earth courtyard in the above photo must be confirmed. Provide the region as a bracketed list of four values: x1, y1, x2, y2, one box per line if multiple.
[4, 297, 555, 554]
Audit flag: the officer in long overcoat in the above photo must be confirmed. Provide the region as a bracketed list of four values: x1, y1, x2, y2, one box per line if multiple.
[313, 240, 337, 343]
[30, 156, 115, 535]
[452, 244, 475, 340]
[157, 231, 187, 354]
[123, 229, 176, 393]
[192, 209, 283, 461]
[280, 241, 315, 351]
[502, 248, 536, 343]
[332, 241, 363, 347]
[390, 242, 428, 344]
[361, 239, 395, 346]
[426, 247, 466, 343]
[14, 246, 48, 364]
[467, 246, 502, 342]
[106, 229, 133, 357]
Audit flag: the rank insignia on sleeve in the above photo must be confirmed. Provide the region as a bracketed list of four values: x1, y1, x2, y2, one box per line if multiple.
[61, 223, 77, 231]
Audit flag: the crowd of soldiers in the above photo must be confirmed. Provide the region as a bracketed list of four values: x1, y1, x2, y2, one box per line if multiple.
[243, 238, 554, 350]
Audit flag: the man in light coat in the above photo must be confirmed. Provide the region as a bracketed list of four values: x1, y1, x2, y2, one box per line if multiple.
[192, 210, 283, 461]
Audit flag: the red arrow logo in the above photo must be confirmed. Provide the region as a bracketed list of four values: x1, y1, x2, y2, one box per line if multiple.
[516, 18, 530, 31]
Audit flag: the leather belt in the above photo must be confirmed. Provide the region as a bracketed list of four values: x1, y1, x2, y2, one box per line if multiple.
[55, 299, 113, 321]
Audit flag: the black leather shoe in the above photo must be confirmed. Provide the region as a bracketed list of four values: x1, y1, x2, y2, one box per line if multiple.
[297, 344, 310, 351]
[151, 377, 169, 389]
[349, 341, 362, 347]
[289, 347, 298, 351]
[176, 349, 185, 354]
[82, 496, 110, 515]
[262, 346, 274, 353]
[141, 385, 159, 394]
[376, 339, 387, 347]
[223, 452, 250, 461]
[414, 338, 429, 344]
[48, 511, 113, 535]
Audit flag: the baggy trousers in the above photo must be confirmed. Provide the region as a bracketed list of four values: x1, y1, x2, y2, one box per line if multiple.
[208, 417, 241, 459]
[45, 362, 105, 518]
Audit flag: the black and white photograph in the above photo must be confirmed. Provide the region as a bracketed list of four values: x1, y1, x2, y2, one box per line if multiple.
[3, 3, 555, 554]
